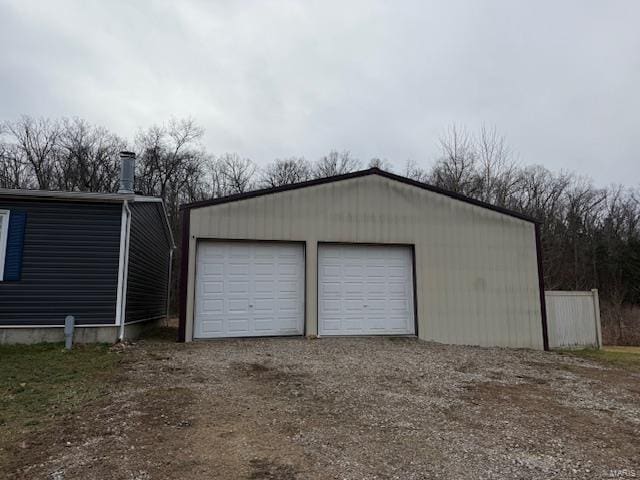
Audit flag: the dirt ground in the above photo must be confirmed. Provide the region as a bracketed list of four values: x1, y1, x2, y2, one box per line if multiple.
[5, 336, 640, 480]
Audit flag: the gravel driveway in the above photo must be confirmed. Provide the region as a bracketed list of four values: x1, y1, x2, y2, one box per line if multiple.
[16, 337, 640, 479]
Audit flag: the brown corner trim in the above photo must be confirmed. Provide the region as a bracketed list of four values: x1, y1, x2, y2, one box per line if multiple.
[177, 209, 190, 342]
[179, 168, 540, 225]
[535, 223, 549, 351]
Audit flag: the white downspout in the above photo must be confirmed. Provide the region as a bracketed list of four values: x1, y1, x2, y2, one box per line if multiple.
[118, 201, 132, 341]
[115, 151, 136, 342]
[115, 204, 127, 328]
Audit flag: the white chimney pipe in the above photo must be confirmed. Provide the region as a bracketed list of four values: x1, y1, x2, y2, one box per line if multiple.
[118, 151, 136, 193]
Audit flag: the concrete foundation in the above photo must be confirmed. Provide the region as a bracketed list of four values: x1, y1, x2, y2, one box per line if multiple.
[0, 318, 163, 345]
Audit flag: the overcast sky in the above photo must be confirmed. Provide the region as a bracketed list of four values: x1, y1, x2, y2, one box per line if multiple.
[1, 1, 638, 185]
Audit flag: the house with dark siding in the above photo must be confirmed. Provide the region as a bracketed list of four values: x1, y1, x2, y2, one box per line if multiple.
[0, 152, 174, 344]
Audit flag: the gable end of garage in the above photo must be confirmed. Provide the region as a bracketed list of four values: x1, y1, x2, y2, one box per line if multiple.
[181, 168, 540, 225]
[177, 169, 548, 349]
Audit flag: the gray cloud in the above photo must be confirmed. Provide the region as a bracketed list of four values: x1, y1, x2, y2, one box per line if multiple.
[1, 0, 638, 185]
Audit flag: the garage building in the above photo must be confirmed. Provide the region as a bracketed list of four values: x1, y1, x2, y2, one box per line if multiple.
[178, 168, 548, 350]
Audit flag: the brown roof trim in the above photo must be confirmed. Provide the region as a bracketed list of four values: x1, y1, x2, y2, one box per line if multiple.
[177, 208, 190, 342]
[180, 167, 540, 224]
[535, 224, 550, 351]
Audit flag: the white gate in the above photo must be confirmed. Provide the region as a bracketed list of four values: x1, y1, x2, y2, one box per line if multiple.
[545, 289, 602, 349]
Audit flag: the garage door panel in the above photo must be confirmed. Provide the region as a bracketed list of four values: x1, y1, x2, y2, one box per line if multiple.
[228, 280, 250, 294]
[276, 317, 301, 330]
[195, 242, 304, 338]
[200, 319, 224, 334]
[344, 266, 364, 277]
[253, 318, 276, 331]
[366, 299, 386, 311]
[278, 263, 300, 276]
[342, 318, 366, 331]
[228, 263, 250, 276]
[366, 283, 386, 295]
[254, 263, 276, 275]
[254, 281, 275, 295]
[253, 298, 275, 311]
[228, 244, 250, 256]
[344, 282, 364, 295]
[322, 299, 341, 312]
[345, 299, 364, 311]
[319, 244, 415, 336]
[365, 266, 386, 277]
[202, 281, 224, 294]
[387, 266, 408, 278]
[201, 299, 223, 314]
[203, 263, 223, 275]
[253, 248, 275, 258]
[227, 319, 250, 333]
[321, 266, 341, 279]
[388, 283, 407, 295]
[320, 282, 341, 296]
[278, 298, 300, 311]
[320, 320, 341, 332]
[278, 281, 299, 293]
[227, 298, 250, 313]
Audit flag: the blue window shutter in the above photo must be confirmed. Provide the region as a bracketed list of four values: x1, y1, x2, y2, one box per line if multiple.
[4, 211, 27, 281]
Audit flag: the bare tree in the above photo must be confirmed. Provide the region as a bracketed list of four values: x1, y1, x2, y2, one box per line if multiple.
[259, 157, 312, 188]
[403, 159, 429, 182]
[0, 142, 32, 189]
[56, 118, 126, 192]
[314, 150, 361, 178]
[564, 179, 607, 289]
[2, 116, 61, 189]
[367, 157, 393, 171]
[430, 125, 477, 194]
[135, 118, 205, 201]
[475, 125, 520, 205]
[209, 153, 256, 197]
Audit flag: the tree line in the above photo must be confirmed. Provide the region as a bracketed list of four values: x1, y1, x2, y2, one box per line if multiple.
[1, 117, 638, 343]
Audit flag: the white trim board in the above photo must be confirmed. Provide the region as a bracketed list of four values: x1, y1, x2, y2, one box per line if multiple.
[114, 203, 129, 326]
[0, 324, 117, 329]
[0, 209, 9, 280]
[124, 316, 166, 325]
[0, 188, 161, 203]
[116, 201, 132, 341]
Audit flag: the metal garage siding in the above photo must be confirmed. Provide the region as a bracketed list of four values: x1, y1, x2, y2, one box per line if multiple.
[126, 202, 172, 324]
[185, 174, 544, 349]
[0, 199, 121, 326]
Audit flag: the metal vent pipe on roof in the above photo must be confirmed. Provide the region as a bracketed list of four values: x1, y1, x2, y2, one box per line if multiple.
[118, 151, 136, 194]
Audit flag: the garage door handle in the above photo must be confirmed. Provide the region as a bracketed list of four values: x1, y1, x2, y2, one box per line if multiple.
[249, 304, 253, 308]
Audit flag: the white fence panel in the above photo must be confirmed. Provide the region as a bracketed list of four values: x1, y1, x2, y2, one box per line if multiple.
[545, 289, 602, 349]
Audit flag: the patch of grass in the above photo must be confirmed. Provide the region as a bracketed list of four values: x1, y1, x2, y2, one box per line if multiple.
[0, 343, 120, 432]
[604, 346, 640, 354]
[560, 347, 640, 371]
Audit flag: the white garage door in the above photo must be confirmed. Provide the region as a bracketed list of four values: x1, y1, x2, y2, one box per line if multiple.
[318, 244, 416, 336]
[194, 242, 304, 338]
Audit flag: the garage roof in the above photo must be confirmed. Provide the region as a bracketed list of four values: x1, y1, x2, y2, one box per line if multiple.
[181, 167, 539, 224]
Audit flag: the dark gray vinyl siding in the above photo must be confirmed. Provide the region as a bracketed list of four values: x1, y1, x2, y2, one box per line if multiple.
[126, 202, 171, 323]
[0, 199, 121, 326]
